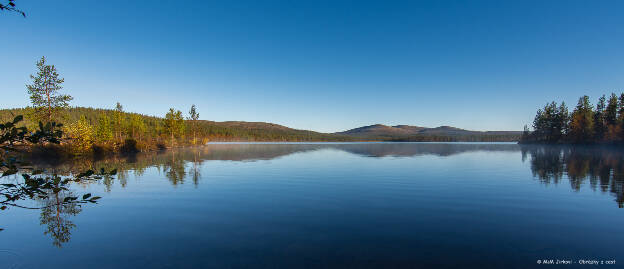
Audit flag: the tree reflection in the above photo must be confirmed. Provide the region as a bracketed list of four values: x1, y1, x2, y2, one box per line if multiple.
[191, 149, 202, 187]
[39, 191, 82, 247]
[522, 145, 624, 207]
[11, 144, 622, 249]
[164, 150, 186, 186]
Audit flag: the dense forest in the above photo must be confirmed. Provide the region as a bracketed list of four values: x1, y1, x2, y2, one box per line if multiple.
[521, 93, 624, 144]
[0, 57, 356, 156]
[0, 106, 355, 153]
[1, 56, 524, 159]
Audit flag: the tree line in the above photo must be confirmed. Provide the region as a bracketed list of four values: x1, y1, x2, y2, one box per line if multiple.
[2, 57, 203, 154]
[0, 57, 356, 156]
[521, 93, 624, 144]
[2, 56, 526, 157]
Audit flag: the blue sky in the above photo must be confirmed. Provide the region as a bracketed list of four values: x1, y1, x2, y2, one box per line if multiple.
[1, 0, 623, 132]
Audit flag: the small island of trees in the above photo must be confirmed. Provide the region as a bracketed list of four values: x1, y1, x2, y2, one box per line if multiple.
[521, 93, 624, 144]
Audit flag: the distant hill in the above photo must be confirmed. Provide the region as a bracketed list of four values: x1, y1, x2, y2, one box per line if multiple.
[338, 124, 426, 138]
[197, 120, 352, 141]
[0, 107, 521, 142]
[0, 107, 353, 142]
[336, 124, 521, 142]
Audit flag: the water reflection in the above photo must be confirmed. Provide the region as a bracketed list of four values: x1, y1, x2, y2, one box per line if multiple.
[191, 150, 202, 187]
[521, 145, 624, 207]
[39, 191, 81, 247]
[27, 143, 521, 174]
[26, 144, 624, 208]
[14, 143, 624, 247]
[164, 150, 186, 186]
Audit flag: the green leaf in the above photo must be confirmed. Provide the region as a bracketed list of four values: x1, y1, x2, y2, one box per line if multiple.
[12, 115, 23, 124]
[63, 196, 78, 202]
[77, 170, 95, 178]
[1, 168, 17, 177]
[82, 193, 91, 199]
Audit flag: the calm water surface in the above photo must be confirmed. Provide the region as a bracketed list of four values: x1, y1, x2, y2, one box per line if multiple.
[1, 143, 623, 268]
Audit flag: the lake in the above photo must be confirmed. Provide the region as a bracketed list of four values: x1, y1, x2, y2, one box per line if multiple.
[1, 143, 622, 268]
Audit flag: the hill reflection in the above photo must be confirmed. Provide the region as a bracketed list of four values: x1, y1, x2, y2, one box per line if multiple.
[29, 143, 624, 209]
[16, 143, 624, 247]
[28, 143, 521, 175]
[26, 143, 624, 208]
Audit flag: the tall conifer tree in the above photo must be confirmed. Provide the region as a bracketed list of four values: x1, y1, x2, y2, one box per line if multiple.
[188, 105, 200, 145]
[26, 56, 73, 123]
[569, 96, 594, 143]
[593, 95, 606, 141]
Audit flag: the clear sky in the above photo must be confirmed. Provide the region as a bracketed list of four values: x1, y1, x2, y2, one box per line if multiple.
[1, 0, 623, 132]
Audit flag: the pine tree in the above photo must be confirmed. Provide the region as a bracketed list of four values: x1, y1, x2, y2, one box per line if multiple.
[604, 93, 619, 142]
[95, 114, 113, 143]
[557, 102, 569, 137]
[568, 96, 594, 143]
[605, 93, 618, 126]
[618, 93, 624, 142]
[593, 95, 606, 141]
[531, 102, 566, 142]
[532, 108, 546, 141]
[129, 114, 146, 140]
[26, 56, 73, 124]
[164, 108, 185, 146]
[188, 104, 200, 145]
[112, 102, 125, 142]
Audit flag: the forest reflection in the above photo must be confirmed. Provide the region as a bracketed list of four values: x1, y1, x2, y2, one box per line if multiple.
[28, 144, 624, 207]
[521, 145, 624, 208]
[23, 143, 624, 246]
[27, 143, 522, 189]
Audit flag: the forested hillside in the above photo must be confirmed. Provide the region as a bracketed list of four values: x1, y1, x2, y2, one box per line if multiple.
[0, 106, 354, 148]
[1, 107, 522, 148]
[0, 56, 524, 158]
[337, 124, 521, 142]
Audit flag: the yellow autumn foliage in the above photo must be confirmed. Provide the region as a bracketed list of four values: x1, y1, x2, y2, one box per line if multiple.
[64, 115, 95, 153]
